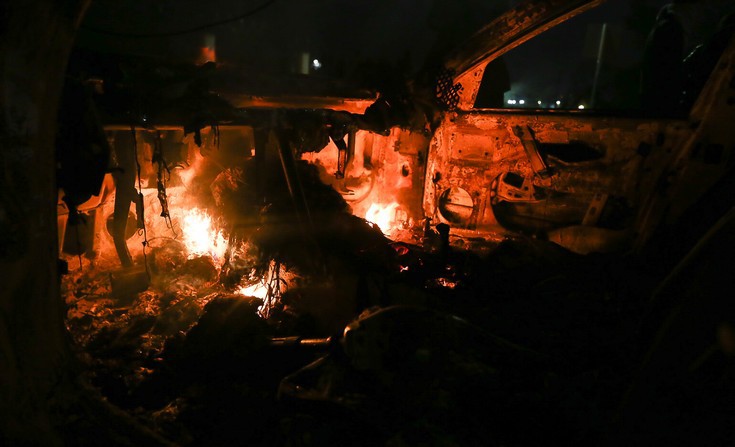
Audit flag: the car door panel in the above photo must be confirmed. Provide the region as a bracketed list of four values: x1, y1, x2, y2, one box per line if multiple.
[421, 0, 735, 253]
[424, 111, 691, 251]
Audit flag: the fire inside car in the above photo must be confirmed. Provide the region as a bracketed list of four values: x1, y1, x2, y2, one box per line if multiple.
[4, 0, 735, 445]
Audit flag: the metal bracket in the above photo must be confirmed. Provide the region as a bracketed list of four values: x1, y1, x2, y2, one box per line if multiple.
[513, 125, 552, 179]
[582, 192, 609, 226]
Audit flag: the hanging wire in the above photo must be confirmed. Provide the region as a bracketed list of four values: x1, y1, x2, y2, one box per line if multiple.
[131, 126, 151, 277]
[260, 260, 288, 319]
[81, 0, 276, 38]
[73, 214, 84, 270]
[153, 131, 177, 237]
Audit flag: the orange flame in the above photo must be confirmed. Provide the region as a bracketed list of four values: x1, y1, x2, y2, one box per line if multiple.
[365, 202, 400, 235]
[235, 262, 295, 318]
[181, 208, 227, 260]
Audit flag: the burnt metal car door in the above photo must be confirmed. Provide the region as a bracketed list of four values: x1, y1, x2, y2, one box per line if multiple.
[423, 0, 735, 254]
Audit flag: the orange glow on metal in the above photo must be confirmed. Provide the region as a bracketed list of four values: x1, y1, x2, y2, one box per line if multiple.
[228, 95, 377, 114]
[199, 47, 216, 64]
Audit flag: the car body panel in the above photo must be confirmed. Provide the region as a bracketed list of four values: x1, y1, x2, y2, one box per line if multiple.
[415, 0, 735, 253]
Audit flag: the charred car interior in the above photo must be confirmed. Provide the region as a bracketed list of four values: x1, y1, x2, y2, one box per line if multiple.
[3, 0, 735, 445]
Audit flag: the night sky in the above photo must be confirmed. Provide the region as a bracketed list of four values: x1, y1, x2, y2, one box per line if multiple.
[76, 0, 514, 76]
[74, 0, 735, 108]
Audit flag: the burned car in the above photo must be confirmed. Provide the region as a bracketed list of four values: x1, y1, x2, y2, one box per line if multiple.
[58, 0, 735, 270]
[44, 0, 735, 445]
[421, 0, 735, 258]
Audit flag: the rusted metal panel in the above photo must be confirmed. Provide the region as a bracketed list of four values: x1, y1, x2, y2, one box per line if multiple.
[449, 132, 503, 162]
[424, 109, 691, 239]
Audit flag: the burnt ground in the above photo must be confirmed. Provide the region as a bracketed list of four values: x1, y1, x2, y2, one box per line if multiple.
[61, 235, 735, 447]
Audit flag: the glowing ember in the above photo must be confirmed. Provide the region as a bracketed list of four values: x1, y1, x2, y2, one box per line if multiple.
[181, 208, 228, 260]
[236, 282, 268, 299]
[365, 202, 400, 234]
[435, 277, 458, 289]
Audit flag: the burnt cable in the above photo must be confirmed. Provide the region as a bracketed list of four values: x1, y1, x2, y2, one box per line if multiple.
[153, 131, 177, 237]
[131, 126, 151, 277]
[73, 212, 84, 270]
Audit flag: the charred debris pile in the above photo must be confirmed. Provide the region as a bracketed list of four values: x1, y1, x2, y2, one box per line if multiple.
[63, 215, 654, 446]
[58, 164, 683, 446]
[57, 56, 734, 446]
